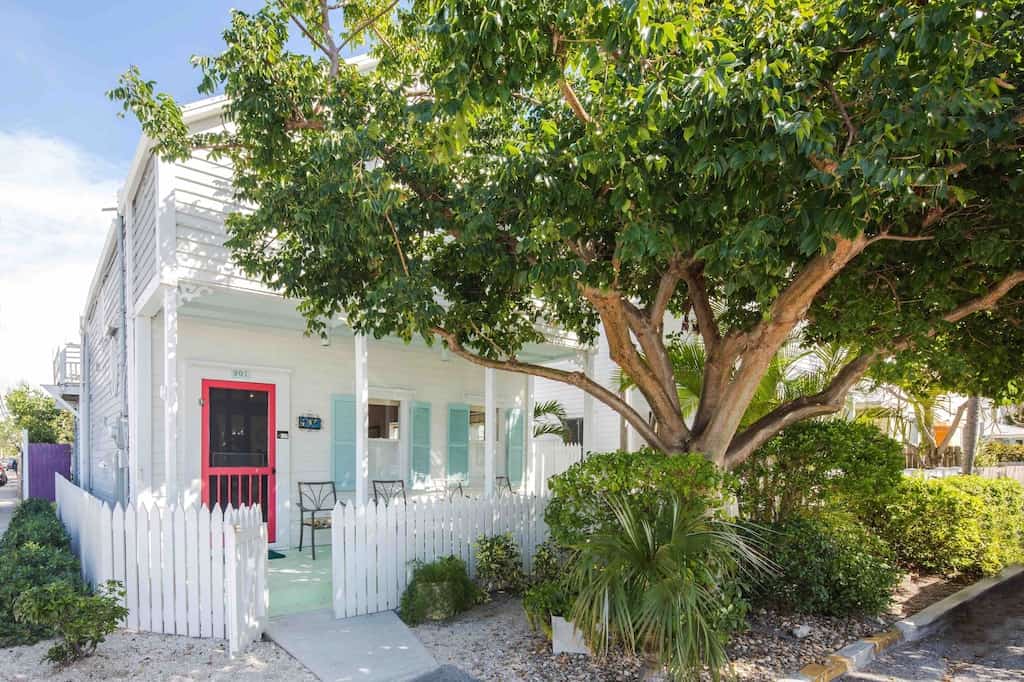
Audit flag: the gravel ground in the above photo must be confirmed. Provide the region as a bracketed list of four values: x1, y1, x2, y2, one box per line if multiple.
[414, 575, 962, 681]
[414, 595, 646, 681]
[1, 631, 317, 681]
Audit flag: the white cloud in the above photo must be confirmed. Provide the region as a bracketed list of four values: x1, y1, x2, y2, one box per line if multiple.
[0, 131, 123, 394]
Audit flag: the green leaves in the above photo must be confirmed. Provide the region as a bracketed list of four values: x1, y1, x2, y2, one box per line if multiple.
[108, 0, 1024, 458]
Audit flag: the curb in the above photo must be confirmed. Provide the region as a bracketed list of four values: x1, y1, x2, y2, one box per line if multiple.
[775, 564, 1024, 682]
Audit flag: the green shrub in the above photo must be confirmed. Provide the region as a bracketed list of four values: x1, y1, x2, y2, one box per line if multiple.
[10, 498, 57, 521]
[737, 420, 904, 523]
[399, 556, 482, 625]
[15, 580, 127, 666]
[976, 441, 1024, 465]
[522, 579, 573, 638]
[867, 476, 1024, 576]
[567, 493, 761, 680]
[0, 504, 71, 553]
[750, 514, 900, 616]
[0, 542, 83, 646]
[473, 533, 524, 593]
[530, 539, 569, 585]
[545, 449, 728, 546]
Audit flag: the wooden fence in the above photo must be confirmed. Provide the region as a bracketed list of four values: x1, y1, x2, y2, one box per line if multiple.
[331, 494, 550, 619]
[531, 440, 584, 496]
[904, 464, 1024, 486]
[54, 475, 267, 656]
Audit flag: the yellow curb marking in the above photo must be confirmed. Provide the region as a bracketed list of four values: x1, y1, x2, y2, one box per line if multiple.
[864, 628, 902, 652]
[799, 656, 851, 682]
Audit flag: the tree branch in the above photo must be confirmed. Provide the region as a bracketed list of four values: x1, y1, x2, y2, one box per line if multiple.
[290, 15, 332, 60]
[431, 326, 669, 451]
[339, 0, 399, 51]
[558, 78, 593, 125]
[680, 260, 721, 349]
[723, 350, 880, 467]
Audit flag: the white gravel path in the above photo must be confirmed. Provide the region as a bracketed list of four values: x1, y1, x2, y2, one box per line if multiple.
[2, 630, 317, 681]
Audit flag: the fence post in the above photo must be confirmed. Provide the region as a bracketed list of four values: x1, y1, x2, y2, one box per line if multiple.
[224, 517, 240, 657]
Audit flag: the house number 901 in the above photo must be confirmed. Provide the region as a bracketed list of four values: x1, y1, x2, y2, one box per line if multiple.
[232, 369, 249, 378]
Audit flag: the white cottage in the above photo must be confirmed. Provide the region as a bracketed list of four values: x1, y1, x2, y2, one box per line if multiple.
[77, 85, 581, 550]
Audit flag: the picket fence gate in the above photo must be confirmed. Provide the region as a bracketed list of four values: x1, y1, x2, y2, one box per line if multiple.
[531, 440, 584, 496]
[331, 493, 550, 618]
[54, 474, 267, 656]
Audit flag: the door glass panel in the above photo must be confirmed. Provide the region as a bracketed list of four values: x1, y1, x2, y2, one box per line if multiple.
[208, 387, 269, 468]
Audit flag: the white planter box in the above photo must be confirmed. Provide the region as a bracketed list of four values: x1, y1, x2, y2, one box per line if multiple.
[551, 615, 591, 655]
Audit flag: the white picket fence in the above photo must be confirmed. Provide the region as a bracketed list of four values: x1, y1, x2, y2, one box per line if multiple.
[331, 494, 550, 619]
[904, 464, 1024, 486]
[531, 440, 584, 495]
[54, 474, 267, 656]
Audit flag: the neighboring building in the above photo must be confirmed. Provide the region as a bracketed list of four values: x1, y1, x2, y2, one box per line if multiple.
[75, 77, 579, 549]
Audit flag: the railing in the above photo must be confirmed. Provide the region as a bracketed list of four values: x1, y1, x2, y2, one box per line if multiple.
[53, 343, 82, 385]
[55, 474, 267, 656]
[330, 494, 550, 619]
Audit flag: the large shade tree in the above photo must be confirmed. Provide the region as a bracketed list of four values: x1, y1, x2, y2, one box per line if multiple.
[112, 0, 1024, 468]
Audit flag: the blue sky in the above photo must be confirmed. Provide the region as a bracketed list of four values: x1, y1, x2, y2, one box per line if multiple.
[0, 1, 267, 393]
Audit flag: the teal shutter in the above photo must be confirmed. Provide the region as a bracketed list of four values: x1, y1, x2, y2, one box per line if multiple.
[332, 395, 356, 491]
[447, 404, 470, 482]
[506, 407, 525, 487]
[410, 401, 432, 486]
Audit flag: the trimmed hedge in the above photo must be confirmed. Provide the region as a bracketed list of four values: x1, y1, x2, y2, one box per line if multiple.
[866, 476, 1024, 576]
[976, 441, 1024, 466]
[749, 514, 900, 616]
[736, 420, 904, 523]
[545, 449, 728, 546]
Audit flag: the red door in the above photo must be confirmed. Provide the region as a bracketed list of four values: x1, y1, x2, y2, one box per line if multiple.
[201, 379, 276, 542]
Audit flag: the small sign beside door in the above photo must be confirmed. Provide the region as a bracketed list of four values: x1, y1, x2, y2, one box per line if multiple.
[297, 414, 322, 431]
[277, 430, 289, 440]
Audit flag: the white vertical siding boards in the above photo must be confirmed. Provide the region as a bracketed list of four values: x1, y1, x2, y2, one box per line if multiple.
[130, 156, 158, 302]
[330, 494, 551, 619]
[52, 475, 266, 656]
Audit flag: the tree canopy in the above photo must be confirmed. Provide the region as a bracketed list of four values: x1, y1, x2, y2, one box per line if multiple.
[2, 385, 74, 445]
[111, 0, 1024, 467]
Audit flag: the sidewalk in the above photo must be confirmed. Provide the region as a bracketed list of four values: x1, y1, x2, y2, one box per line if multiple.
[0, 471, 19, 537]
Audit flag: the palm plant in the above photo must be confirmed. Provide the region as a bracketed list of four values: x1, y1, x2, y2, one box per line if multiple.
[533, 400, 571, 441]
[567, 493, 769, 680]
[614, 337, 849, 430]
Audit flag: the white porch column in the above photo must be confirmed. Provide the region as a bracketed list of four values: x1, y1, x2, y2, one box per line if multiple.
[131, 315, 153, 504]
[354, 333, 369, 506]
[484, 368, 496, 498]
[525, 375, 536, 495]
[162, 286, 179, 503]
[582, 349, 597, 455]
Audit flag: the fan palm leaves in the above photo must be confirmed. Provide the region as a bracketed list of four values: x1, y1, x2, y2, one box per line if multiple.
[567, 493, 769, 680]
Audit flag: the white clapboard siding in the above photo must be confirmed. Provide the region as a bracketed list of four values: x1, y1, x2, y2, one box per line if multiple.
[53, 474, 266, 657]
[331, 493, 551, 619]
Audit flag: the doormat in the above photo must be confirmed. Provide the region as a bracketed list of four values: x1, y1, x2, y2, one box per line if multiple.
[268, 549, 286, 560]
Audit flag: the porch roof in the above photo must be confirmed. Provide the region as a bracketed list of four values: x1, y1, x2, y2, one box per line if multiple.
[178, 282, 583, 363]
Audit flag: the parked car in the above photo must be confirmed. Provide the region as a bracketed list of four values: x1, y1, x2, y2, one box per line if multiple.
[0, 468, 8, 486]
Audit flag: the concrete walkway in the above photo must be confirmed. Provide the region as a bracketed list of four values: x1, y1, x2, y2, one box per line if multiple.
[266, 608, 441, 682]
[0, 472, 19, 537]
[846, 572, 1024, 681]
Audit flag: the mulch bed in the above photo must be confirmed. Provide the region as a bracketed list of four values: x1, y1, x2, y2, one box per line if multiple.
[414, 574, 965, 681]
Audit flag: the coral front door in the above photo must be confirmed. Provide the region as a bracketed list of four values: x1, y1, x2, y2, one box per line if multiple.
[201, 379, 276, 542]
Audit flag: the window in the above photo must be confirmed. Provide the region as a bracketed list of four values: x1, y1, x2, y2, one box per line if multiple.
[208, 387, 269, 467]
[368, 400, 400, 440]
[563, 417, 583, 445]
[469, 407, 502, 442]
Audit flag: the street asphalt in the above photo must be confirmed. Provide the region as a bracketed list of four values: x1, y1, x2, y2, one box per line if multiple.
[846, 572, 1024, 681]
[0, 471, 19, 537]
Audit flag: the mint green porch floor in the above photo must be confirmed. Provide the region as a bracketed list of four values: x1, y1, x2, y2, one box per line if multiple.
[268, 546, 333, 617]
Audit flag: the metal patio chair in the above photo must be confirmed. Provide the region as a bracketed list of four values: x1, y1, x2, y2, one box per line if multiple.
[373, 479, 407, 506]
[495, 475, 513, 497]
[298, 481, 337, 560]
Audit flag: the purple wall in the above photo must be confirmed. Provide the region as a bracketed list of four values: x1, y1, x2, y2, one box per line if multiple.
[27, 443, 72, 501]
